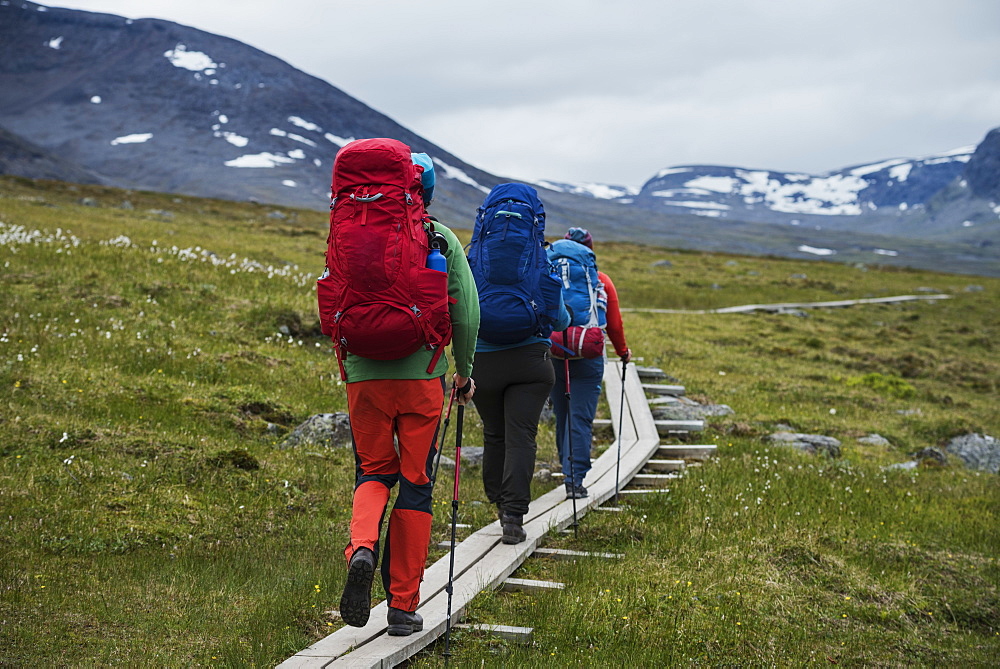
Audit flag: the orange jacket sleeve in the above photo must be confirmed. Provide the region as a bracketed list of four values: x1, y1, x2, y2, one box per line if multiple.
[599, 271, 629, 356]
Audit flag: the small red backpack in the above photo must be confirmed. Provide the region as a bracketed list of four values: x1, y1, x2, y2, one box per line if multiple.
[317, 138, 452, 379]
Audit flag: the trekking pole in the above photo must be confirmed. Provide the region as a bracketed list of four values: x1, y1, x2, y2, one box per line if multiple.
[443, 402, 464, 660]
[563, 358, 578, 537]
[432, 386, 458, 485]
[613, 356, 628, 504]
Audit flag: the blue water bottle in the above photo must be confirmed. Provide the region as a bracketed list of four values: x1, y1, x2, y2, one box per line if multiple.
[427, 231, 447, 273]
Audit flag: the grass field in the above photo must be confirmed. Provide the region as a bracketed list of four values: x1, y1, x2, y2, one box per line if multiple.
[1, 176, 998, 666]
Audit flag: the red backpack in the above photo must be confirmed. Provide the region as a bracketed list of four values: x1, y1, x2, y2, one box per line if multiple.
[316, 138, 452, 379]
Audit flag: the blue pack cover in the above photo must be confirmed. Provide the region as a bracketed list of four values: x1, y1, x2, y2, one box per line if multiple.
[468, 183, 562, 344]
[548, 238, 607, 328]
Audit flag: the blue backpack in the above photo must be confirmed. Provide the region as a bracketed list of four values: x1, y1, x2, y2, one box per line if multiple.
[468, 183, 562, 345]
[548, 239, 607, 328]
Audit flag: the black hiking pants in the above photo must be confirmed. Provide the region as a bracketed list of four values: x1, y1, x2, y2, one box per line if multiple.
[473, 342, 554, 517]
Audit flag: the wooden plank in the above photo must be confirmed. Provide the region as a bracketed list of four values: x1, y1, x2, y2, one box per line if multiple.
[455, 623, 533, 643]
[656, 444, 717, 460]
[635, 366, 667, 380]
[617, 488, 671, 495]
[621, 294, 952, 315]
[642, 459, 686, 473]
[647, 396, 680, 405]
[655, 419, 703, 434]
[595, 506, 623, 512]
[630, 473, 682, 487]
[501, 577, 565, 593]
[532, 547, 624, 561]
[642, 383, 685, 396]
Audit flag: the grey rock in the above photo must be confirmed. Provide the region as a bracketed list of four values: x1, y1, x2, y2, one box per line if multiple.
[768, 431, 841, 457]
[652, 259, 673, 268]
[652, 401, 733, 421]
[120, 200, 134, 210]
[80, 197, 98, 207]
[435, 454, 456, 470]
[945, 433, 1000, 473]
[278, 412, 352, 449]
[913, 447, 948, 466]
[858, 433, 891, 447]
[147, 209, 175, 220]
[789, 273, 807, 279]
[459, 446, 485, 467]
[533, 468, 553, 482]
[964, 285, 984, 292]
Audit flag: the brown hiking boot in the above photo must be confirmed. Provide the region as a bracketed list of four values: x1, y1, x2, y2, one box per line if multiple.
[339, 547, 375, 627]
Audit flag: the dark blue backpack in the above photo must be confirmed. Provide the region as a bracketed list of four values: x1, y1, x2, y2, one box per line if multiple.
[468, 183, 562, 345]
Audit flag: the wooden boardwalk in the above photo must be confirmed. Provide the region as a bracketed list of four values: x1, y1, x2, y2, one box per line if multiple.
[277, 362, 674, 668]
[620, 293, 951, 315]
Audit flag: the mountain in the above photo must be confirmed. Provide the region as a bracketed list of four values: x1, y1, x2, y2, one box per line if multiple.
[0, 123, 104, 184]
[0, 0, 497, 224]
[1, 1, 997, 277]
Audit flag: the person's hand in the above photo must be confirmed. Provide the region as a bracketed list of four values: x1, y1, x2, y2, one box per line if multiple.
[453, 373, 475, 405]
[620, 348, 632, 364]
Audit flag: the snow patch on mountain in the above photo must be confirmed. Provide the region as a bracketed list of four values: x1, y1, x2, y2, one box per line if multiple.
[164, 44, 219, 74]
[288, 116, 321, 133]
[535, 180, 639, 200]
[798, 245, 836, 256]
[224, 152, 296, 168]
[433, 158, 490, 193]
[110, 133, 152, 145]
[270, 128, 316, 148]
[45, 36, 62, 49]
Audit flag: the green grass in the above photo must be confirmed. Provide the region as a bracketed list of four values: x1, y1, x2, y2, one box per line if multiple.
[1, 176, 998, 666]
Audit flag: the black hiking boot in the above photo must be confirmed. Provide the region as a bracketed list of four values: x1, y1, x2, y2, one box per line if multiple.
[500, 510, 527, 545]
[339, 547, 375, 627]
[565, 482, 589, 499]
[387, 607, 424, 636]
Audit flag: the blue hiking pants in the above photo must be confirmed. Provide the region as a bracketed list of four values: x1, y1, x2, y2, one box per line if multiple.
[550, 356, 604, 487]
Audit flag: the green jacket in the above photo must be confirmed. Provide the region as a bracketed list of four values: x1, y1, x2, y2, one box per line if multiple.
[344, 219, 480, 382]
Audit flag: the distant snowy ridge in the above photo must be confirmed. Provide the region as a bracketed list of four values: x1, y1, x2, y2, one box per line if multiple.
[535, 179, 639, 200]
[636, 147, 976, 219]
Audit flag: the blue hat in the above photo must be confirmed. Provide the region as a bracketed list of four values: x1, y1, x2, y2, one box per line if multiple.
[410, 152, 435, 204]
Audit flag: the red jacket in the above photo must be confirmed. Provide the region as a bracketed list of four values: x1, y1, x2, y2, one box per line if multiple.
[598, 271, 628, 357]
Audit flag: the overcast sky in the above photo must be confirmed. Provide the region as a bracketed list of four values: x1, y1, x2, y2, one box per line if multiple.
[50, 0, 1000, 187]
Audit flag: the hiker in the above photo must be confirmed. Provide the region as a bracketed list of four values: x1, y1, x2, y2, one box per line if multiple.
[318, 140, 479, 636]
[548, 227, 631, 499]
[467, 183, 571, 545]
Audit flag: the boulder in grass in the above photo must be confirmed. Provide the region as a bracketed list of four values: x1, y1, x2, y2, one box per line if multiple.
[768, 431, 841, 457]
[945, 433, 1000, 474]
[652, 399, 734, 421]
[858, 433, 891, 447]
[435, 446, 485, 469]
[278, 412, 352, 449]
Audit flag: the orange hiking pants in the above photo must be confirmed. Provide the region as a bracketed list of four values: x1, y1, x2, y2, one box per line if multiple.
[344, 377, 444, 612]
